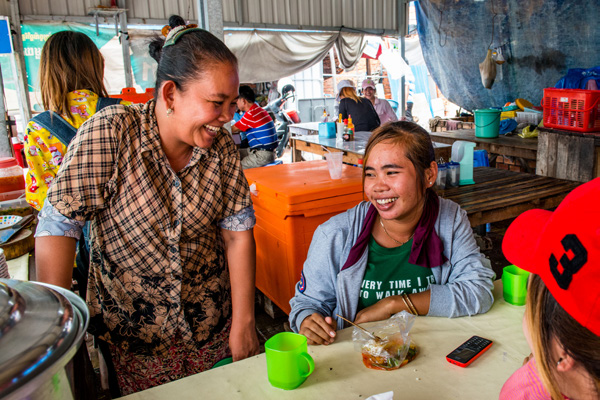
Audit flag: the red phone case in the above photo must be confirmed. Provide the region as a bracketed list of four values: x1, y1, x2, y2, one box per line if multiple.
[446, 340, 493, 368]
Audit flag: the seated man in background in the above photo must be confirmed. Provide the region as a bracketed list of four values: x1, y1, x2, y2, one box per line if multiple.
[232, 85, 278, 169]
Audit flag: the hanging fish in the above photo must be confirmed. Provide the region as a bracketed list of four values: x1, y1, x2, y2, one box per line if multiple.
[479, 49, 497, 89]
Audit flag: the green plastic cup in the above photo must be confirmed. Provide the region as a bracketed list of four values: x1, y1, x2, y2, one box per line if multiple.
[265, 332, 314, 390]
[502, 265, 530, 306]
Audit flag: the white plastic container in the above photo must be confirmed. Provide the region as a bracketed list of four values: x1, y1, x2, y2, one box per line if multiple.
[516, 112, 542, 125]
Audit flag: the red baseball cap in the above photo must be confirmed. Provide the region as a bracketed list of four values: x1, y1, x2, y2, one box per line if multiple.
[502, 178, 600, 336]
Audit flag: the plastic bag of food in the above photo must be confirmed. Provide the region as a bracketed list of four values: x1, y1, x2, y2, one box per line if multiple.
[518, 124, 539, 138]
[479, 49, 497, 89]
[352, 311, 418, 371]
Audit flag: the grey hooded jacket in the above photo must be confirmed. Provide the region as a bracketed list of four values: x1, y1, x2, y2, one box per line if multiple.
[289, 199, 496, 332]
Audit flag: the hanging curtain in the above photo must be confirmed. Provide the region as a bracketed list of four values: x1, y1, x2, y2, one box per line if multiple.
[225, 30, 366, 83]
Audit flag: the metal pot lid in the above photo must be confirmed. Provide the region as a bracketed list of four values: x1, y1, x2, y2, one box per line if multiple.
[0, 279, 88, 398]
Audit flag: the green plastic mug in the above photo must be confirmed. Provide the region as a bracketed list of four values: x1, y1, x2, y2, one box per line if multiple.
[502, 265, 530, 306]
[265, 332, 314, 390]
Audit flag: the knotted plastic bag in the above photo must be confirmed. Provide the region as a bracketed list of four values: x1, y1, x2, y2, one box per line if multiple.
[352, 311, 418, 371]
[479, 49, 497, 89]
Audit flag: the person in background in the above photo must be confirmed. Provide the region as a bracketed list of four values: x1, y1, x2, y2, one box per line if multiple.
[232, 85, 278, 169]
[500, 179, 600, 400]
[34, 15, 259, 396]
[24, 31, 129, 212]
[289, 121, 495, 345]
[24, 31, 131, 302]
[362, 78, 398, 125]
[337, 79, 380, 132]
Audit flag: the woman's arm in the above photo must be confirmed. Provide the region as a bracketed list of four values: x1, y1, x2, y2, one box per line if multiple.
[34, 198, 86, 289]
[221, 228, 260, 361]
[289, 225, 340, 338]
[36, 236, 77, 289]
[428, 203, 495, 317]
[354, 291, 431, 324]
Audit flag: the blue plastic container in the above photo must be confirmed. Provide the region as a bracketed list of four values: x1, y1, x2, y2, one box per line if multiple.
[318, 122, 336, 138]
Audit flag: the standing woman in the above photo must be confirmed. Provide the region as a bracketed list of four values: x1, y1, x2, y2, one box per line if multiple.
[290, 122, 494, 344]
[337, 80, 380, 132]
[35, 16, 259, 395]
[500, 179, 600, 400]
[24, 31, 128, 211]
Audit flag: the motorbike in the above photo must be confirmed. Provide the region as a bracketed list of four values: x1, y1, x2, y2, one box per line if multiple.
[264, 84, 300, 158]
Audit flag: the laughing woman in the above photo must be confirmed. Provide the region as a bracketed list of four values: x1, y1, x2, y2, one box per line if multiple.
[34, 16, 259, 395]
[289, 121, 495, 345]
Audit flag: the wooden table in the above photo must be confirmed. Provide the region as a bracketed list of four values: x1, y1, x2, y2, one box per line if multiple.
[441, 167, 580, 226]
[121, 281, 529, 400]
[429, 129, 538, 171]
[291, 133, 452, 165]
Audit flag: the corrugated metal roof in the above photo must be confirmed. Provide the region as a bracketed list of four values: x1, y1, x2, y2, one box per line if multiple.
[223, 0, 401, 34]
[3, 0, 403, 34]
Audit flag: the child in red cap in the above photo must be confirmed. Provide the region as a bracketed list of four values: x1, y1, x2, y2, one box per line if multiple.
[500, 178, 600, 400]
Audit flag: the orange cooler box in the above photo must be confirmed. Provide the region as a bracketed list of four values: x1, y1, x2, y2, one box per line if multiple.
[244, 160, 365, 314]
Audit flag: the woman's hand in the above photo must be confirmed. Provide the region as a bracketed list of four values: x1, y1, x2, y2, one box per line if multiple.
[354, 296, 396, 325]
[299, 313, 337, 345]
[229, 319, 260, 361]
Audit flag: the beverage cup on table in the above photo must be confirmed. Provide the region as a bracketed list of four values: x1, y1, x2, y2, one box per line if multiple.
[265, 332, 315, 390]
[325, 151, 343, 179]
[502, 264, 530, 306]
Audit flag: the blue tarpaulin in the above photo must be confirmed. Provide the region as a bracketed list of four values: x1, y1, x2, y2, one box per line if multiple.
[415, 0, 600, 111]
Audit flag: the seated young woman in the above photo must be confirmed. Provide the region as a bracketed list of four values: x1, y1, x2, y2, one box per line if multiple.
[500, 179, 600, 400]
[289, 121, 495, 345]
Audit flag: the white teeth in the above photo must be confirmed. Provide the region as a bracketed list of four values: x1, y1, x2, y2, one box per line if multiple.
[204, 124, 220, 132]
[376, 198, 398, 204]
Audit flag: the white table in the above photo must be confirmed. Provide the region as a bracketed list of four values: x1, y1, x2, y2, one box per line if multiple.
[122, 281, 529, 399]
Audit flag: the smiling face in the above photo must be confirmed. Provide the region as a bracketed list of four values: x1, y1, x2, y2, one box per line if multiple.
[363, 140, 436, 223]
[168, 62, 239, 149]
[363, 87, 376, 101]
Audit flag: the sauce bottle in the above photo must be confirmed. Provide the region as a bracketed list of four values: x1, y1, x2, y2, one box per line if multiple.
[345, 115, 355, 141]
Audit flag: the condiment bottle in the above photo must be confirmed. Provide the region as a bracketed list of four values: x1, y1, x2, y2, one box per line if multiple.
[321, 109, 328, 123]
[346, 115, 355, 141]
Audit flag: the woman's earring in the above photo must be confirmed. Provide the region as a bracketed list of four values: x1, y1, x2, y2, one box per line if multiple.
[557, 358, 563, 366]
[166, 108, 174, 117]
[429, 181, 433, 186]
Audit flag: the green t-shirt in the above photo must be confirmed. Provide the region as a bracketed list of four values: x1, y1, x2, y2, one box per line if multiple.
[357, 235, 436, 310]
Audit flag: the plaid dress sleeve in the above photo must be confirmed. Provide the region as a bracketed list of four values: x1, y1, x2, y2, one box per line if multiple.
[46, 106, 126, 220]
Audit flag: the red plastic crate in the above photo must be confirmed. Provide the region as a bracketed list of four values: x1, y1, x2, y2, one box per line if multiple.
[542, 88, 600, 133]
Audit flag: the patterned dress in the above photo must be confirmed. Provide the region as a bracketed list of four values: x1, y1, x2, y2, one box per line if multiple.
[42, 100, 253, 393]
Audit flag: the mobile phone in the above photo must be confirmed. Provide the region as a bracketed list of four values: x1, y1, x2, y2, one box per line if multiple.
[446, 335, 493, 368]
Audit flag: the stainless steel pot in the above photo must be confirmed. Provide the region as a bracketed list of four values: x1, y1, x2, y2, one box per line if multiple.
[0, 279, 89, 400]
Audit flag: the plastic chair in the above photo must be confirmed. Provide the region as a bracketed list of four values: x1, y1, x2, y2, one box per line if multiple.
[386, 99, 399, 113]
[473, 149, 490, 168]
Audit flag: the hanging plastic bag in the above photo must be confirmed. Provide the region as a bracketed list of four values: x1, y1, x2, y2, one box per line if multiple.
[352, 311, 418, 371]
[479, 49, 497, 89]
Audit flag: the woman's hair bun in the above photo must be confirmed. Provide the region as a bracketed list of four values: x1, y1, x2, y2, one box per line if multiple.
[169, 15, 186, 28]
